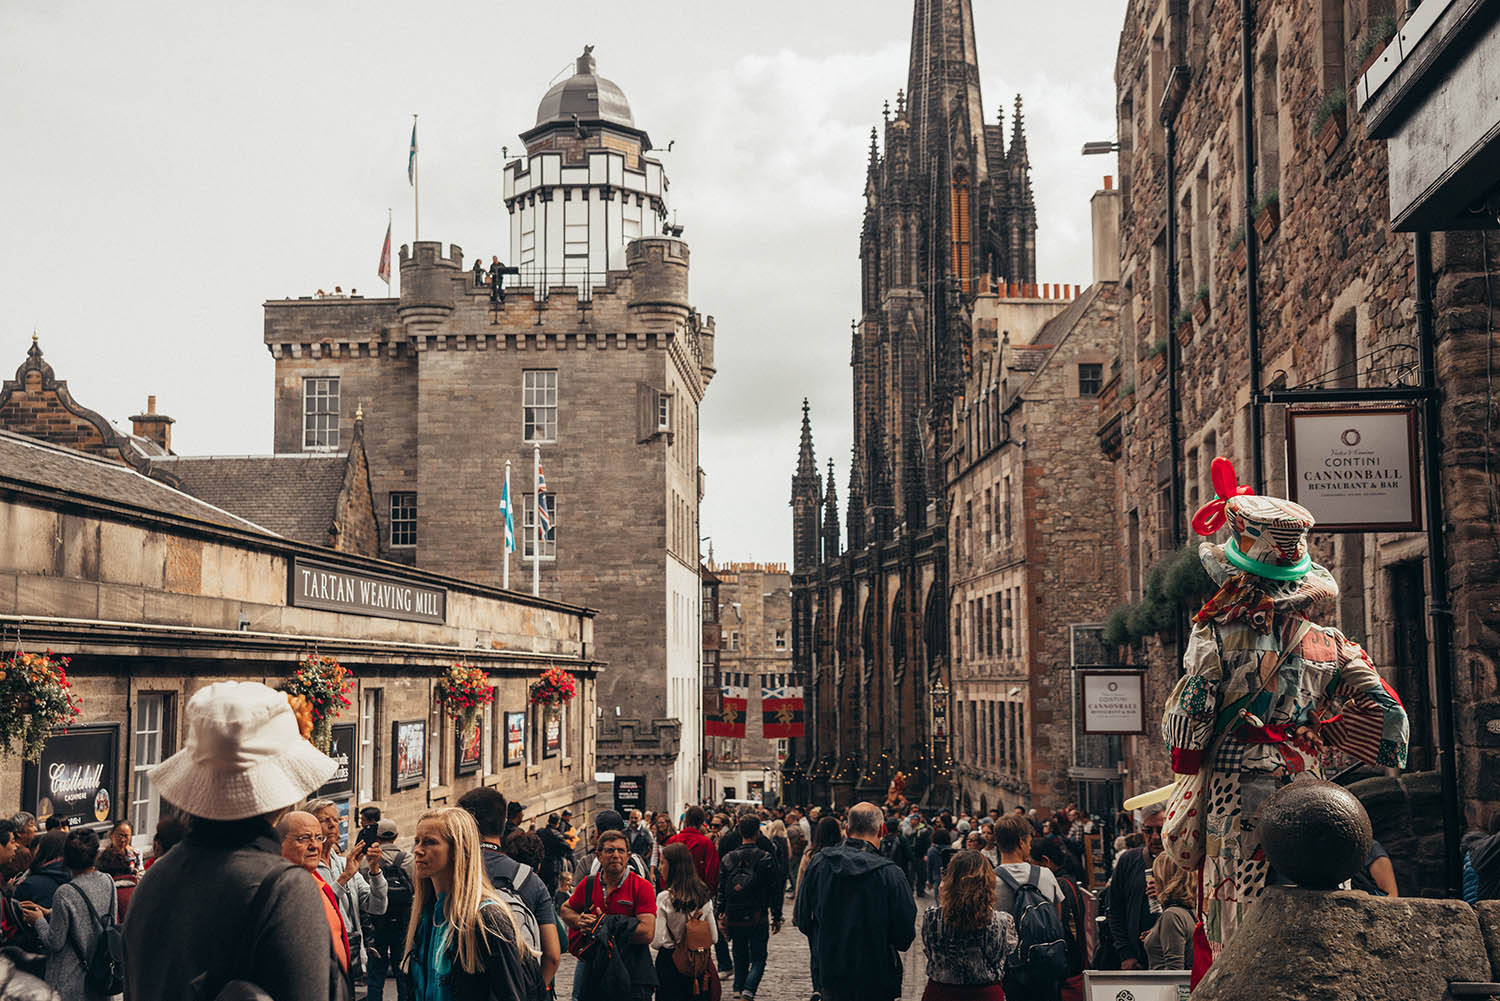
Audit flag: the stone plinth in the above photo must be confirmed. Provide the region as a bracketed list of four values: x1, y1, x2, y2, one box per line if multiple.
[1195, 887, 1489, 1001]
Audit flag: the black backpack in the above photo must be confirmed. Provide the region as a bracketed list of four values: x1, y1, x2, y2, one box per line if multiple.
[379, 854, 414, 935]
[721, 846, 770, 921]
[996, 864, 1069, 986]
[69, 882, 125, 996]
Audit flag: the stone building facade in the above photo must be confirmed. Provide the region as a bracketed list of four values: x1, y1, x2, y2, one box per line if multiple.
[704, 562, 793, 804]
[0, 427, 598, 846]
[1103, 0, 1500, 861]
[790, 0, 1051, 808]
[947, 183, 1123, 816]
[261, 50, 715, 812]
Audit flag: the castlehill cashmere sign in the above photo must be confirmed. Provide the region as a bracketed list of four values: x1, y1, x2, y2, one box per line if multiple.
[22, 724, 119, 829]
[1287, 407, 1421, 532]
[290, 557, 446, 624]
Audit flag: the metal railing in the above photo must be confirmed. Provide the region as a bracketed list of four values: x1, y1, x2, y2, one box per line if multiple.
[470, 261, 609, 303]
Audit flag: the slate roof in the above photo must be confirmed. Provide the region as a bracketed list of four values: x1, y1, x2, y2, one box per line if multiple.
[0, 430, 274, 535]
[152, 453, 349, 547]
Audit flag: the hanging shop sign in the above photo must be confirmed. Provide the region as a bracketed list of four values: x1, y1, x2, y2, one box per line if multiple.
[613, 775, 647, 814]
[1079, 672, 1147, 735]
[315, 723, 357, 798]
[504, 711, 527, 767]
[391, 719, 427, 791]
[289, 556, 447, 624]
[1286, 407, 1421, 532]
[22, 724, 120, 830]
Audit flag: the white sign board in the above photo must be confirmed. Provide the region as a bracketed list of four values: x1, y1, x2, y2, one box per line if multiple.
[1287, 407, 1421, 532]
[1080, 671, 1146, 735]
[1083, 970, 1191, 1001]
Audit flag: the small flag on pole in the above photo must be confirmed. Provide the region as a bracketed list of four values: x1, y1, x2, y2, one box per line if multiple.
[407, 122, 418, 185]
[377, 220, 392, 285]
[536, 462, 552, 533]
[500, 476, 515, 553]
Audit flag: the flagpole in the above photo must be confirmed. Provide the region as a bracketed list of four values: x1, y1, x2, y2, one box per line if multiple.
[503, 460, 511, 591]
[412, 113, 419, 243]
[532, 443, 541, 598]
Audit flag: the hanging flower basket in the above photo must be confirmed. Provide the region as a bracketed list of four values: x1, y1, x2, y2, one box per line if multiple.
[436, 662, 494, 739]
[282, 653, 350, 752]
[0, 649, 82, 762]
[528, 666, 577, 706]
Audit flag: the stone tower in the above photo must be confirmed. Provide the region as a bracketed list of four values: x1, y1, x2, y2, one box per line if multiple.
[790, 399, 822, 575]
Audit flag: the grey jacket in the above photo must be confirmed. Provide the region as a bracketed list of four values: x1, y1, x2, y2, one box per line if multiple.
[35, 871, 115, 1001]
[123, 818, 348, 1001]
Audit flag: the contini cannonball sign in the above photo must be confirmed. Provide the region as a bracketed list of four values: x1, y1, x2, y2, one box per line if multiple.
[1287, 406, 1421, 532]
[22, 723, 120, 830]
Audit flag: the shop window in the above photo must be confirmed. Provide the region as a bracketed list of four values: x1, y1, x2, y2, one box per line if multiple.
[131, 693, 171, 852]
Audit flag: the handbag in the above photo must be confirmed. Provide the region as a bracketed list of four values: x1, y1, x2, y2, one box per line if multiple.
[1162, 618, 1313, 870]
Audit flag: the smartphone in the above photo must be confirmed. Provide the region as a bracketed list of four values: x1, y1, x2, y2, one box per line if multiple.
[356, 826, 380, 849]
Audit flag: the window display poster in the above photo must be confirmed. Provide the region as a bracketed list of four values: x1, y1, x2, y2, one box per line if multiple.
[392, 719, 427, 790]
[544, 706, 562, 758]
[505, 711, 526, 767]
[456, 722, 482, 776]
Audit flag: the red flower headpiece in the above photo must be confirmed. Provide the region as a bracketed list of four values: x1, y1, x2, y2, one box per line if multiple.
[1191, 457, 1254, 537]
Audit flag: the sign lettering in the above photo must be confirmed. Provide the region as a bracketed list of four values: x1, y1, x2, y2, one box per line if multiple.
[1287, 407, 1421, 532]
[290, 557, 446, 624]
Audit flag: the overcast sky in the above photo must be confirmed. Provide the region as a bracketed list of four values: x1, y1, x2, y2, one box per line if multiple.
[2, 0, 1122, 566]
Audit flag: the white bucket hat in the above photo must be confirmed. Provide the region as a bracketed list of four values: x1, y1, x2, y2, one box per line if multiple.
[150, 681, 338, 820]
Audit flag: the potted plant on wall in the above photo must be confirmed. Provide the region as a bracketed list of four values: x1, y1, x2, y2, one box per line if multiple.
[437, 662, 495, 741]
[1356, 13, 1400, 78]
[0, 648, 82, 761]
[282, 652, 351, 753]
[1175, 307, 1195, 348]
[1254, 189, 1281, 241]
[1314, 90, 1348, 156]
[1192, 285, 1211, 326]
[1230, 226, 1247, 272]
[1143, 337, 1168, 378]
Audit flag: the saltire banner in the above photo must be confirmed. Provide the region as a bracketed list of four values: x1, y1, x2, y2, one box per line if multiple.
[705, 684, 747, 738]
[761, 684, 805, 738]
[500, 475, 515, 553]
[408, 123, 418, 185]
[377, 221, 392, 285]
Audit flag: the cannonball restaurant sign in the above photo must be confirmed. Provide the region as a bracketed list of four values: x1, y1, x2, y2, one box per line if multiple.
[22, 724, 120, 830]
[1287, 407, 1421, 532]
[290, 557, 446, 624]
[1079, 672, 1147, 736]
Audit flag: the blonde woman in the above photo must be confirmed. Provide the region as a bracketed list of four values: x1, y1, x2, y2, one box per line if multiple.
[1143, 851, 1196, 971]
[403, 807, 540, 1000]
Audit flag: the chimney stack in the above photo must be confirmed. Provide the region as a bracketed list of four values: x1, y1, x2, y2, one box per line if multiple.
[1091, 177, 1122, 285]
[130, 395, 174, 453]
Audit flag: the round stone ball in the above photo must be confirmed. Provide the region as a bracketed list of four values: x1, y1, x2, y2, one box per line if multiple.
[1258, 778, 1373, 890]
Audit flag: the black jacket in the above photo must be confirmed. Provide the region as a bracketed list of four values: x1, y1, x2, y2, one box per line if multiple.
[716, 843, 784, 925]
[1471, 832, 1500, 902]
[793, 839, 916, 1001]
[579, 914, 656, 1001]
[1104, 846, 1155, 967]
[123, 818, 346, 1001]
[409, 900, 541, 1001]
[13, 865, 69, 910]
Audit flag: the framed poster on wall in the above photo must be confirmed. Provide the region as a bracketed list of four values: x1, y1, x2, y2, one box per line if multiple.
[22, 724, 120, 830]
[456, 724, 482, 776]
[544, 706, 562, 758]
[392, 719, 426, 790]
[316, 723, 357, 800]
[504, 711, 526, 767]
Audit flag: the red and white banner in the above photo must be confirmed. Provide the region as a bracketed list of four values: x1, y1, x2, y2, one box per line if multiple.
[761, 684, 805, 739]
[705, 685, 747, 738]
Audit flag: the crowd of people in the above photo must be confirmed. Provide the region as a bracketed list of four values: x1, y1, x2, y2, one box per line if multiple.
[0, 676, 1437, 1001]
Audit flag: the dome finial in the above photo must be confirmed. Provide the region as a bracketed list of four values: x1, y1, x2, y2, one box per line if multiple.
[577, 45, 596, 75]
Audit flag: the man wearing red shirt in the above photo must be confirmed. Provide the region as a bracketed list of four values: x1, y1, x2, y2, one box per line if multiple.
[562, 829, 657, 1000]
[666, 805, 720, 893]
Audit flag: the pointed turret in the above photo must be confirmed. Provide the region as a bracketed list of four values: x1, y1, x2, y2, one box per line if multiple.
[847, 442, 868, 552]
[1007, 93, 1038, 287]
[791, 399, 824, 574]
[905, 0, 989, 180]
[822, 458, 841, 561]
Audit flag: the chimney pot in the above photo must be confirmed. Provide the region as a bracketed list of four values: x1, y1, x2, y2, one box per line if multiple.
[147, 395, 156, 414]
[1104, 175, 1114, 190]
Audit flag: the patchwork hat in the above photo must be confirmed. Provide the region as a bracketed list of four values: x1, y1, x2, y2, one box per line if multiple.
[1193, 458, 1338, 608]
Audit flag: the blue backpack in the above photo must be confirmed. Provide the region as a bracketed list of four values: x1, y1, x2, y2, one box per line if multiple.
[996, 864, 1069, 986]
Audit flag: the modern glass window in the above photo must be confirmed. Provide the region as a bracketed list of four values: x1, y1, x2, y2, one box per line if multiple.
[303, 377, 340, 450]
[390, 492, 417, 547]
[523, 370, 558, 442]
[523, 492, 556, 559]
[131, 694, 170, 851]
[1079, 363, 1104, 398]
[359, 689, 379, 803]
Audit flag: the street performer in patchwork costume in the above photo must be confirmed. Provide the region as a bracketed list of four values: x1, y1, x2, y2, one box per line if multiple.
[1160, 458, 1409, 959]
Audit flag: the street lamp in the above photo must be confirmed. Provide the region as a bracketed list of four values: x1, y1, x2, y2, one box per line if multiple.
[1081, 141, 1120, 156]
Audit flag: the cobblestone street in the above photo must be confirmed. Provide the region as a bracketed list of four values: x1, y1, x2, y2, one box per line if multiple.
[552, 888, 932, 1000]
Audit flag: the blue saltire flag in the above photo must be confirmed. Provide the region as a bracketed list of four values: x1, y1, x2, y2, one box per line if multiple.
[408, 123, 417, 185]
[500, 478, 515, 553]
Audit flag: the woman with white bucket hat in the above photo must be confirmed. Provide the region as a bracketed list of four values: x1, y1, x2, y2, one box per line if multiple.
[121, 681, 349, 1001]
